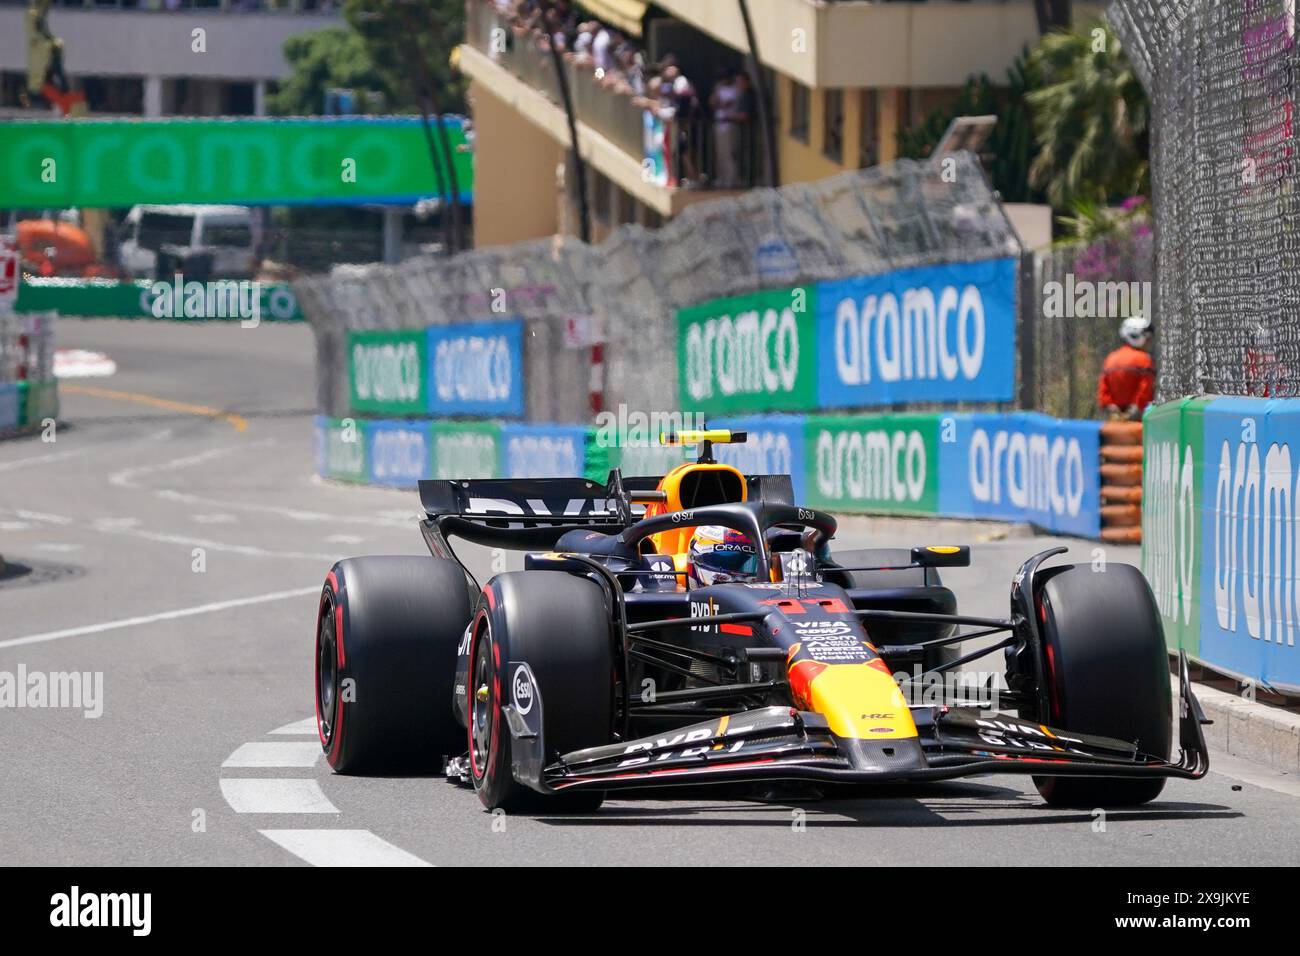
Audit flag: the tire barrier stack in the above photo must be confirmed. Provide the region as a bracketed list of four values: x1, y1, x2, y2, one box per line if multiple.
[1099, 420, 1145, 544]
[0, 310, 59, 435]
[1143, 396, 1300, 694]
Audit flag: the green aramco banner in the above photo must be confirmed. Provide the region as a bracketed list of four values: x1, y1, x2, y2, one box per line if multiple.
[0, 117, 473, 208]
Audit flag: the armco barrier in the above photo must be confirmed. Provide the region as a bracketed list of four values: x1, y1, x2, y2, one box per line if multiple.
[937, 413, 1102, 539]
[0, 382, 21, 430]
[320, 411, 1103, 541]
[1143, 396, 1300, 693]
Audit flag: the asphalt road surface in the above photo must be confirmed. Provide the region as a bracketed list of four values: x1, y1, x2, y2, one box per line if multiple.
[2, 319, 1298, 867]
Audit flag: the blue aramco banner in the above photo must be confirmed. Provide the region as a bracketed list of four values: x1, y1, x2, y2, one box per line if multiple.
[1198, 397, 1300, 690]
[502, 424, 588, 479]
[938, 412, 1102, 538]
[366, 419, 431, 488]
[427, 319, 524, 417]
[712, 414, 808, 505]
[816, 257, 1017, 407]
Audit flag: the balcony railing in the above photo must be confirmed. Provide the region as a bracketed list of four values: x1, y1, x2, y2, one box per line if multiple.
[466, 0, 756, 191]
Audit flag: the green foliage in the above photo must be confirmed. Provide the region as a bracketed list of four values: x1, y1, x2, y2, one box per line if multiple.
[270, 27, 396, 116]
[343, 0, 467, 115]
[271, 0, 467, 117]
[1026, 20, 1149, 209]
[895, 51, 1042, 203]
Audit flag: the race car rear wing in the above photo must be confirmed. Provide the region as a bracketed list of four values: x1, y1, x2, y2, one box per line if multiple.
[418, 471, 797, 552]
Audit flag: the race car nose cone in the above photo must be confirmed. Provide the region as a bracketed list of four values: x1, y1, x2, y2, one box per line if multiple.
[837, 736, 927, 775]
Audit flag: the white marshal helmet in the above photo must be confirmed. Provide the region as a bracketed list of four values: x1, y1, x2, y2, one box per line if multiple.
[1120, 315, 1152, 347]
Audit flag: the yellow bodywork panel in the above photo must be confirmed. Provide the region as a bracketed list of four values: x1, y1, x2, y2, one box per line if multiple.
[805, 663, 918, 740]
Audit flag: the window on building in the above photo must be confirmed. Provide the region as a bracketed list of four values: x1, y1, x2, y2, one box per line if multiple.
[823, 89, 844, 163]
[859, 89, 879, 168]
[789, 80, 810, 144]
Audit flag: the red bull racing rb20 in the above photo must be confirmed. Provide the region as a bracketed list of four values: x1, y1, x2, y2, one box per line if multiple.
[313, 430, 1209, 813]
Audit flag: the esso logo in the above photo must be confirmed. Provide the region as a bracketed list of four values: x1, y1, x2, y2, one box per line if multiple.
[512, 665, 534, 715]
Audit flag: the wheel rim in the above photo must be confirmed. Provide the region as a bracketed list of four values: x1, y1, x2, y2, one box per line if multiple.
[469, 623, 494, 780]
[317, 605, 338, 748]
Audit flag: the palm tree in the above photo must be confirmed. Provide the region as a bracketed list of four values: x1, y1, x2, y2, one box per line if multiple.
[1026, 20, 1149, 210]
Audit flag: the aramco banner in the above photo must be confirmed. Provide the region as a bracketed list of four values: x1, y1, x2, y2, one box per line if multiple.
[1144, 396, 1300, 693]
[0, 116, 473, 208]
[676, 258, 1017, 415]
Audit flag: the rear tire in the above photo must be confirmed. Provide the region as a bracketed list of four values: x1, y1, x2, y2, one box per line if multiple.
[1030, 563, 1171, 807]
[316, 556, 471, 774]
[469, 572, 612, 813]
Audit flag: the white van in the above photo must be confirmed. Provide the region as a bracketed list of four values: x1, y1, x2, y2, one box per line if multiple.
[119, 204, 258, 280]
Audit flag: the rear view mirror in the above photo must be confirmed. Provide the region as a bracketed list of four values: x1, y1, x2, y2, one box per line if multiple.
[911, 545, 970, 568]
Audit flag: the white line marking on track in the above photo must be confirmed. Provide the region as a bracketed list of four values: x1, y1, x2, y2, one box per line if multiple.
[192, 513, 237, 524]
[220, 779, 339, 814]
[15, 509, 73, 525]
[223, 742, 322, 768]
[257, 830, 434, 867]
[0, 449, 84, 473]
[0, 521, 31, 532]
[0, 585, 319, 651]
[270, 717, 320, 735]
[325, 534, 363, 544]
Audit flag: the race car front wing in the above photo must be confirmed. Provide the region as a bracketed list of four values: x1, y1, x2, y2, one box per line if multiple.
[500, 652, 1210, 794]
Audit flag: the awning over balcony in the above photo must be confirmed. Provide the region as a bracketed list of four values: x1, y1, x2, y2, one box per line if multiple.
[575, 0, 647, 37]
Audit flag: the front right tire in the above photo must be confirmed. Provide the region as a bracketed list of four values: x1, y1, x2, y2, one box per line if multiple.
[1030, 562, 1172, 807]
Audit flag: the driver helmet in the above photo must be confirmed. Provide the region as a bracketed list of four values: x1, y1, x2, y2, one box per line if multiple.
[687, 525, 761, 586]
[1120, 315, 1152, 348]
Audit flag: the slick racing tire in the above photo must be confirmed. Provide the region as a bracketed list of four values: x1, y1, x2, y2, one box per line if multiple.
[468, 572, 612, 814]
[1031, 563, 1172, 807]
[316, 556, 471, 774]
[832, 548, 959, 673]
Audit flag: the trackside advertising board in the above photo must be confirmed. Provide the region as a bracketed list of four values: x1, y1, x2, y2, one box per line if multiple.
[348, 323, 524, 418]
[314, 416, 367, 483]
[817, 258, 1017, 407]
[937, 413, 1101, 538]
[0, 117, 473, 208]
[804, 413, 940, 515]
[427, 320, 524, 417]
[1144, 396, 1300, 692]
[677, 286, 818, 414]
[366, 419, 431, 489]
[431, 421, 501, 480]
[502, 424, 588, 479]
[15, 278, 304, 321]
[676, 257, 1017, 415]
[348, 330, 426, 416]
[712, 415, 808, 505]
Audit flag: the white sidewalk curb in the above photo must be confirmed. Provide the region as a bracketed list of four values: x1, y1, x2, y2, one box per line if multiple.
[1183, 677, 1300, 775]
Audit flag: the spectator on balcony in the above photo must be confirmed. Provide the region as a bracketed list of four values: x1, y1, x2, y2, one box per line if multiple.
[591, 24, 615, 75]
[710, 68, 750, 189]
[571, 20, 597, 59]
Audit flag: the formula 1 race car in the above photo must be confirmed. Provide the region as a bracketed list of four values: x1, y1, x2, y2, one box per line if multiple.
[313, 430, 1209, 812]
